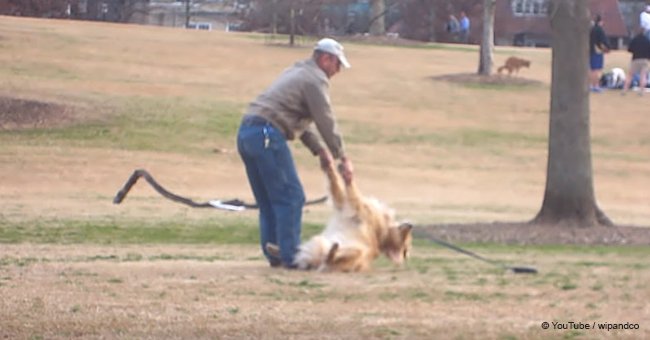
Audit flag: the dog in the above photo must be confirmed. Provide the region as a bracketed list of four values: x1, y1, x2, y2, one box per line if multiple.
[497, 56, 531, 76]
[266, 162, 413, 272]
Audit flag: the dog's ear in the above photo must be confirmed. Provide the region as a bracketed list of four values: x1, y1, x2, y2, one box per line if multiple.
[398, 223, 413, 261]
[398, 222, 413, 239]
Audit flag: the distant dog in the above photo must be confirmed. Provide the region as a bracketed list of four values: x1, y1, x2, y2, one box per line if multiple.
[267, 162, 412, 272]
[497, 56, 531, 76]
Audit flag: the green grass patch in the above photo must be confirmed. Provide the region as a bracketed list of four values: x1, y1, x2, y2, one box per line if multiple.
[3, 62, 79, 80]
[248, 33, 482, 54]
[555, 279, 578, 291]
[355, 40, 478, 53]
[575, 261, 609, 267]
[0, 217, 325, 245]
[5, 215, 645, 264]
[460, 80, 544, 91]
[344, 122, 547, 149]
[1, 96, 243, 154]
[387, 128, 546, 147]
[0, 218, 256, 244]
[444, 290, 485, 301]
[590, 282, 604, 291]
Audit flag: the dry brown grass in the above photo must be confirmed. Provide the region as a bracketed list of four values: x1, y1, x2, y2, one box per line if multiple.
[1, 16, 648, 226]
[2, 244, 649, 339]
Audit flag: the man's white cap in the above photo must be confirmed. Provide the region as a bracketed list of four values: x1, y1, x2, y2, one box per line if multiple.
[314, 38, 351, 68]
[646, 5, 650, 12]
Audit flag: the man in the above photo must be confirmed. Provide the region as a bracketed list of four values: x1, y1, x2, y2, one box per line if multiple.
[459, 11, 470, 43]
[589, 15, 610, 93]
[621, 29, 650, 96]
[446, 14, 460, 41]
[237, 38, 354, 269]
[640, 5, 650, 41]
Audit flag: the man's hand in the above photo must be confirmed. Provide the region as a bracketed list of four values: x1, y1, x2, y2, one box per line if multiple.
[338, 157, 354, 184]
[318, 149, 333, 170]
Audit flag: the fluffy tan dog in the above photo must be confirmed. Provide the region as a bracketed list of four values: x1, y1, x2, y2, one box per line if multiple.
[267, 162, 412, 272]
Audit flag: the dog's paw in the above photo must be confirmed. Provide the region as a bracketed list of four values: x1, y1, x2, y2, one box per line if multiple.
[325, 242, 340, 265]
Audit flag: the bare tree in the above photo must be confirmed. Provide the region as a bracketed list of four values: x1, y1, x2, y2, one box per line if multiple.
[185, 0, 191, 28]
[271, 0, 278, 35]
[427, 0, 436, 42]
[246, 0, 325, 36]
[532, 0, 612, 227]
[114, 0, 148, 23]
[0, 0, 69, 17]
[477, 0, 495, 75]
[289, 4, 296, 45]
[369, 0, 385, 36]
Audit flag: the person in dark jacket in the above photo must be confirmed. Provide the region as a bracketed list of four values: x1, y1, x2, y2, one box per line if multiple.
[622, 29, 650, 95]
[589, 15, 611, 93]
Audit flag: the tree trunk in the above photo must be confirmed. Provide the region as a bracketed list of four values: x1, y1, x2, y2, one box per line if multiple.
[271, 0, 278, 35]
[289, 6, 295, 46]
[369, 0, 385, 36]
[184, 0, 190, 28]
[532, 0, 613, 227]
[428, 1, 436, 42]
[478, 0, 495, 75]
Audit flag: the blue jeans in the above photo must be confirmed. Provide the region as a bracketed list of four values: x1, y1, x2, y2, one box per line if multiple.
[589, 53, 604, 71]
[237, 116, 305, 267]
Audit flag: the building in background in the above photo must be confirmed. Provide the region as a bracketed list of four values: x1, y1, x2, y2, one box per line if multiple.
[0, 0, 640, 49]
[495, 0, 628, 48]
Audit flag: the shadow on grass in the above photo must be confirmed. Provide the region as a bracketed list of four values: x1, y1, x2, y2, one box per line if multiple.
[415, 221, 650, 246]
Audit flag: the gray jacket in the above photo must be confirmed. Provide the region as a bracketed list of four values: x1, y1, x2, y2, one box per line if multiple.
[246, 58, 345, 159]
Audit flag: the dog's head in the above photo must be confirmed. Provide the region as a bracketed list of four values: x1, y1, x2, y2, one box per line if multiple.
[381, 222, 413, 265]
[362, 198, 413, 265]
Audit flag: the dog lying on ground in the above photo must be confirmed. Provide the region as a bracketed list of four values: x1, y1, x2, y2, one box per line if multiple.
[497, 56, 531, 76]
[266, 162, 412, 272]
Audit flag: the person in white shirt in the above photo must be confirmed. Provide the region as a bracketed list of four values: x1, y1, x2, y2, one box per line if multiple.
[640, 5, 650, 41]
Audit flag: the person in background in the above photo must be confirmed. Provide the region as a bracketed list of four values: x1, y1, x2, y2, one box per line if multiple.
[446, 14, 460, 41]
[589, 15, 610, 93]
[621, 28, 650, 96]
[237, 38, 354, 269]
[459, 11, 470, 43]
[640, 5, 650, 41]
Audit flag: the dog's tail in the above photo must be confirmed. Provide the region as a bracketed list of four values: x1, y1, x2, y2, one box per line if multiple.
[293, 236, 333, 270]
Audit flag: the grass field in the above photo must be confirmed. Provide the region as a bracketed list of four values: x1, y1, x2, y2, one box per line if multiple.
[1, 16, 649, 339]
